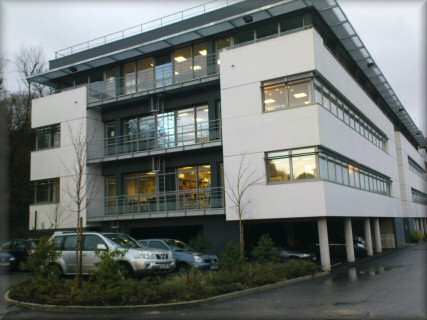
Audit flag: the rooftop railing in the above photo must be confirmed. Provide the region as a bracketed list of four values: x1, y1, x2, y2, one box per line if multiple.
[87, 119, 222, 161]
[87, 187, 225, 220]
[87, 53, 219, 105]
[55, 0, 244, 59]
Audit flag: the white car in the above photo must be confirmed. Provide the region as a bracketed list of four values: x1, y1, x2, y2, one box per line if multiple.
[50, 231, 175, 277]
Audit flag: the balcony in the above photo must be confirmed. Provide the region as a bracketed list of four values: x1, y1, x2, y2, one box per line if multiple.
[88, 119, 222, 163]
[87, 53, 220, 107]
[87, 187, 225, 222]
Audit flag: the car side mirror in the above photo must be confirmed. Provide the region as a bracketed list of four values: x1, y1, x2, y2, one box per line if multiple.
[97, 244, 108, 251]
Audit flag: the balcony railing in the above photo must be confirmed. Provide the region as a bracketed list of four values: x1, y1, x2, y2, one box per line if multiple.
[87, 53, 220, 105]
[87, 187, 225, 220]
[88, 119, 222, 161]
[55, 0, 243, 58]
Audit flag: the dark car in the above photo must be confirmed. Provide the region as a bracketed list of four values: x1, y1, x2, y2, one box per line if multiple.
[0, 239, 38, 271]
[0, 252, 16, 273]
[273, 247, 317, 262]
[138, 239, 218, 274]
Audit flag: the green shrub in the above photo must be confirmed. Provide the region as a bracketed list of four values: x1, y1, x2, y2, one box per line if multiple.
[88, 249, 127, 290]
[410, 230, 424, 243]
[24, 235, 61, 283]
[251, 233, 280, 264]
[220, 241, 245, 270]
[188, 231, 211, 253]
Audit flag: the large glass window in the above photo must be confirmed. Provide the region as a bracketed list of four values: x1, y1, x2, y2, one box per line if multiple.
[104, 68, 116, 97]
[174, 46, 193, 82]
[256, 23, 277, 39]
[124, 62, 136, 94]
[35, 124, 60, 150]
[263, 83, 287, 112]
[408, 157, 426, 179]
[234, 29, 254, 45]
[267, 148, 316, 182]
[155, 53, 173, 87]
[263, 77, 312, 111]
[267, 147, 391, 196]
[288, 80, 312, 108]
[34, 178, 60, 204]
[137, 57, 154, 91]
[411, 188, 427, 205]
[178, 165, 211, 209]
[193, 42, 208, 78]
[280, 15, 303, 33]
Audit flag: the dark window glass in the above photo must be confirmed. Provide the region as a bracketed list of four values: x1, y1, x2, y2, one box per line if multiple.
[235, 30, 254, 45]
[280, 15, 303, 32]
[149, 241, 168, 250]
[63, 236, 76, 251]
[83, 235, 105, 251]
[256, 23, 277, 39]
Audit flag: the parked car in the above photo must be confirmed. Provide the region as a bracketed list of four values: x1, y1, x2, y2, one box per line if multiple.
[273, 247, 317, 262]
[0, 239, 38, 271]
[0, 252, 16, 273]
[50, 232, 175, 277]
[138, 239, 218, 273]
[315, 236, 368, 259]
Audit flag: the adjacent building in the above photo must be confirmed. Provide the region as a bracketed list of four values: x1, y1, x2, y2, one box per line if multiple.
[28, 0, 427, 270]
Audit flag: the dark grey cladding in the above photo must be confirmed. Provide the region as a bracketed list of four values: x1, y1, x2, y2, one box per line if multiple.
[49, 0, 285, 70]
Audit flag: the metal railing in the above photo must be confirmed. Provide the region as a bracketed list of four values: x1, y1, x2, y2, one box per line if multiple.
[87, 187, 225, 219]
[87, 53, 219, 104]
[88, 119, 222, 160]
[55, 0, 244, 58]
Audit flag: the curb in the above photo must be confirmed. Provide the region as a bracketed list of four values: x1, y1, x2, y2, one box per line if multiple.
[4, 271, 329, 312]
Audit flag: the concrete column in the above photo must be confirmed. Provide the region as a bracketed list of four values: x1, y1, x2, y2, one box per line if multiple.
[420, 219, 425, 234]
[344, 218, 355, 262]
[373, 218, 382, 253]
[364, 218, 373, 256]
[415, 219, 419, 231]
[317, 218, 331, 271]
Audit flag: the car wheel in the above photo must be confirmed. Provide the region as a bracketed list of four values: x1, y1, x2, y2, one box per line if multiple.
[177, 263, 189, 276]
[119, 262, 134, 279]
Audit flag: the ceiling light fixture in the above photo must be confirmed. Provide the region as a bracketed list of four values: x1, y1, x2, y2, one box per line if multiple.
[294, 93, 307, 98]
[199, 50, 207, 56]
[264, 99, 276, 104]
[174, 56, 187, 62]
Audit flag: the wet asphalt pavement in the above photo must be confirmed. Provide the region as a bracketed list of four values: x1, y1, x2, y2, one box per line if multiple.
[1, 242, 426, 320]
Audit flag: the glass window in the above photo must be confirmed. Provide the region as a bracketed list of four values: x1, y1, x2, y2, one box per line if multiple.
[318, 153, 327, 179]
[348, 165, 355, 187]
[63, 236, 76, 251]
[359, 171, 365, 190]
[342, 162, 349, 185]
[137, 57, 154, 91]
[234, 29, 254, 45]
[139, 116, 156, 150]
[330, 98, 337, 116]
[83, 235, 105, 251]
[268, 158, 291, 182]
[288, 80, 312, 107]
[157, 112, 175, 148]
[280, 15, 303, 33]
[314, 87, 323, 106]
[335, 160, 343, 184]
[196, 105, 209, 142]
[155, 53, 173, 87]
[322, 92, 330, 111]
[343, 105, 350, 125]
[295, 155, 316, 180]
[216, 37, 231, 51]
[193, 42, 208, 77]
[36, 124, 60, 150]
[104, 68, 116, 97]
[149, 241, 168, 250]
[34, 178, 59, 204]
[124, 62, 136, 94]
[354, 167, 360, 188]
[256, 23, 277, 39]
[327, 157, 335, 181]
[177, 108, 196, 146]
[264, 83, 287, 112]
[337, 102, 344, 120]
[174, 46, 193, 82]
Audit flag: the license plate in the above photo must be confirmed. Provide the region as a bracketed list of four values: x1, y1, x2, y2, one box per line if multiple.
[210, 265, 218, 270]
[159, 265, 169, 269]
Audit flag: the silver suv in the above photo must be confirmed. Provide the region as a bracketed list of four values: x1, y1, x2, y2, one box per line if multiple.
[50, 231, 175, 277]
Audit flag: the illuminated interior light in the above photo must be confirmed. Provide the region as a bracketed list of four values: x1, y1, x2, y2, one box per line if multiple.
[304, 101, 310, 104]
[174, 72, 179, 75]
[264, 99, 276, 104]
[199, 50, 207, 56]
[217, 59, 221, 65]
[178, 113, 189, 117]
[174, 56, 187, 62]
[193, 65, 202, 70]
[196, 118, 204, 122]
[203, 109, 209, 112]
[294, 93, 307, 98]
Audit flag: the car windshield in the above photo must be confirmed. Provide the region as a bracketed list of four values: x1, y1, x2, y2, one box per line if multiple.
[103, 234, 142, 249]
[164, 239, 194, 252]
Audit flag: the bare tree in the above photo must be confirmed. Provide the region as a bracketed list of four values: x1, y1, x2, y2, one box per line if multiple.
[61, 122, 99, 288]
[225, 153, 264, 258]
[15, 46, 48, 102]
[46, 203, 72, 230]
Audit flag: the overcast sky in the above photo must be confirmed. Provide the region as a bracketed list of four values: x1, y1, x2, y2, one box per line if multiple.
[0, 0, 425, 134]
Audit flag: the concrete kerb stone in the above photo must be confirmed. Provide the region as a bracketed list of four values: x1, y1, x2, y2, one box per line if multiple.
[4, 271, 329, 313]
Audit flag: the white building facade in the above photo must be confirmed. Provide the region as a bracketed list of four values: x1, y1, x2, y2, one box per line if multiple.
[28, 0, 426, 270]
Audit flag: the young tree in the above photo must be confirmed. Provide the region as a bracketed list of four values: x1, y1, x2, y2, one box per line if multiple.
[225, 153, 264, 258]
[61, 123, 99, 288]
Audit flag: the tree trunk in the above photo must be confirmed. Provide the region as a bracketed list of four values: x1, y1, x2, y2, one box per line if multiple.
[79, 217, 83, 287]
[75, 214, 80, 288]
[239, 217, 244, 258]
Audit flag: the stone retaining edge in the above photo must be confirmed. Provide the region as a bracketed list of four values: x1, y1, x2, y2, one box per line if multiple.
[4, 271, 329, 313]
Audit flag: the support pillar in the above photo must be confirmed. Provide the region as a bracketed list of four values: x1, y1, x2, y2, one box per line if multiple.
[415, 219, 419, 231]
[420, 219, 425, 234]
[373, 218, 382, 253]
[344, 218, 355, 262]
[364, 218, 373, 256]
[317, 218, 331, 271]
